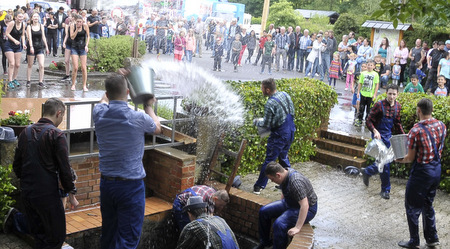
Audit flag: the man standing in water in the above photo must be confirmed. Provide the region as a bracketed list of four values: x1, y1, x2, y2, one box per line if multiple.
[253, 78, 296, 194]
[94, 72, 161, 249]
[396, 98, 446, 248]
[362, 84, 404, 199]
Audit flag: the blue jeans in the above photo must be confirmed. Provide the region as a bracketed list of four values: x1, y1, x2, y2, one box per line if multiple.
[57, 28, 65, 48]
[90, 33, 100, 39]
[258, 199, 317, 249]
[100, 178, 145, 249]
[305, 58, 319, 77]
[298, 49, 307, 72]
[294, 49, 301, 70]
[186, 50, 193, 62]
[381, 75, 389, 88]
[321, 53, 331, 81]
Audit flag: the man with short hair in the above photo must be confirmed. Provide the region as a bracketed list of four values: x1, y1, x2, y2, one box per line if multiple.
[194, 17, 205, 58]
[254, 162, 318, 249]
[397, 98, 446, 249]
[176, 196, 239, 249]
[253, 78, 296, 194]
[12, 97, 78, 248]
[173, 185, 230, 231]
[287, 26, 295, 71]
[145, 14, 157, 53]
[94, 72, 161, 249]
[155, 14, 168, 55]
[362, 84, 405, 199]
[321, 31, 332, 82]
[444, 40, 450, 52]
[55, 7, 67, 52]
[409, 39, 423, 79]
[425, 41, 446, 92]
[275, 26, 289, 71]
[225, 18, 240, 62]
[87, 8, 101, 39]
[293, 26, 302, 71]
[298, 29, 310, 73]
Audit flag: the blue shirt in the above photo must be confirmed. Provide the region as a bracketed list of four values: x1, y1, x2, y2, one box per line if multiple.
[93, 101, 157, 179]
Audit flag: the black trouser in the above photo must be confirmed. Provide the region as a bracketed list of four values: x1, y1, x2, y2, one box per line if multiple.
[156, 35, 166, 54]
[409, 62, 417, 79]
[214, 55, 222, 70]
[246, 47, 254, 63]
[0, 41, 6, 73]
[358, 95, 373, 121]
[254, 48, 263, 65]
[231, 52, 239, 66]
[287, 48, 295, 71]
[424, 68, 438, 92]
[146, 34, 155, 52]
[47, 32, 57, 55]
[23, 194, 66, 249]
[400, 63, 407, 84]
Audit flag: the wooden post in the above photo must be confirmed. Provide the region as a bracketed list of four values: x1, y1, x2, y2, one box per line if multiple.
[261, 0, 270, 34]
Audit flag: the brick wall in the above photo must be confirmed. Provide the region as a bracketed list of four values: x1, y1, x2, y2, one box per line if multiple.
[70, 157, 101, 207]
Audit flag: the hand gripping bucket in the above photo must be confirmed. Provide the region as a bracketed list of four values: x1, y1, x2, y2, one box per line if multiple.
[389, 134, 408, 160]
[125, 65, 155, 104]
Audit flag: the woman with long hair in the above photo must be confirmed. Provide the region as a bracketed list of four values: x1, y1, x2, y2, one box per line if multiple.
[45, 11, 58, 57]
[4, 11, 26, 89]
[245, 30, 257, 64]
[26, 12, 49, 88]
[377, 37, 392, 64]
[0, 14, 12, 75]
[393, 39, 409, 87]
[70, 14, 89, 91]
[61, 13, 74, 82]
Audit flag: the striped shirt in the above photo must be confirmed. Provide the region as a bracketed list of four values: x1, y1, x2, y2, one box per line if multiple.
[281, 169, 317, 207]
[407, 118, 447, 164]
[258, 91, 295, 129]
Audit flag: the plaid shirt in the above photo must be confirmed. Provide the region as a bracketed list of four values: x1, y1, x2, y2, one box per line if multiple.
[407, 118, 447, 164]
[177, 185, 216, 214]
[281, 169, 318, 207]
[176, 214, 238, 249]
[366, 99, 404, 134]
[257, 91, 295, 129]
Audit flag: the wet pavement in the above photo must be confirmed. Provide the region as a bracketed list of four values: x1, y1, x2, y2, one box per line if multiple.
[2, 48, 449, 249]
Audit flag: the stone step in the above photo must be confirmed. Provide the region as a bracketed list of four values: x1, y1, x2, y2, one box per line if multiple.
[313, 137, 366, 158]
[312, 148, 367, 168]
[320, 129, 369, 147]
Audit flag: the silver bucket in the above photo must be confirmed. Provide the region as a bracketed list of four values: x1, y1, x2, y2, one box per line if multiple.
[389, 134, 408, 159]
[125, 65, 155, 104]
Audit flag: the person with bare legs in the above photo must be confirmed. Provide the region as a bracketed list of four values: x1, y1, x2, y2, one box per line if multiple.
[70, 14, 89, 92]
[26, 13, 49, 88]
[4, 12, 27, 89]
[61, 13, 74, 82]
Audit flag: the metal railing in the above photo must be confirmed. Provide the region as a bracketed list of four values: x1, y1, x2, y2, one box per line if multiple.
[62, 95, 193, 159]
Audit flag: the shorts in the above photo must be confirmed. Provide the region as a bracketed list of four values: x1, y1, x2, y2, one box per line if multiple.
[65, 44, 72, 51]
[352, 92, 360, 106]
[71, 47, 87, 56]
[3, 40, 23, 53]
[26, 47, 44, 56]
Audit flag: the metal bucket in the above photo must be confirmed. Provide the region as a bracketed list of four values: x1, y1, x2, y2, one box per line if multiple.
[125, 65, 155, 104]
[389, 134, 408, 159]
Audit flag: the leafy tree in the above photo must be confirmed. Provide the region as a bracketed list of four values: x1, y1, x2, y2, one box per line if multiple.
[229, 0, 264, 18]
[372, 0, 450, 28]
[266, 0, 303, 29]
[332, 13, 359, 42]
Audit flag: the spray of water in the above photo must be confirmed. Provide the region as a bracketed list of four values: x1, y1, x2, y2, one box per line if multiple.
[142, 59, 245, 125]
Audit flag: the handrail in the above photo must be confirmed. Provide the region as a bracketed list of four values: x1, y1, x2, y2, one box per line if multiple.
[60, 95, 189, 159]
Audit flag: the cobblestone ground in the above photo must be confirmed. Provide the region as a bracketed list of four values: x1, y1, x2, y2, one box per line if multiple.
[0, 234, 31, 249]
[239, 161, 450, 249]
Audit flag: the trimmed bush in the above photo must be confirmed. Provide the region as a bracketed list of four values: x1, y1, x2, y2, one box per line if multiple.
[373, 93, 450, 192]
[0, 165, 16, 229]
[223, 78, 338, 175]
[87, 36, 146, 72]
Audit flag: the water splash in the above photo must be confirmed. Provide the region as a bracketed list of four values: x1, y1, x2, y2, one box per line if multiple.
[142, 59, 245, 125]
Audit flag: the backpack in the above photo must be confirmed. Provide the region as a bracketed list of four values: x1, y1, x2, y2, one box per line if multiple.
[198, 219, 238, 249]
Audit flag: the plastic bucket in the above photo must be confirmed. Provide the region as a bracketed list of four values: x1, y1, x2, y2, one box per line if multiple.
[390, 134, 408, 159]
[125, 65, 155, 104]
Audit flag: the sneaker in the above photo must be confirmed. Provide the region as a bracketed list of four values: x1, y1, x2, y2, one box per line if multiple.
[380, 191, 390, 199]
[345, 87, 348, 91]
[274, 185, 281, 190]
[425, 240, 440, 247]
[398, 240, 419, 248]
[3, 207, 19, 234]
[38, 82, 47, 89]
[3, 72, 7, 75]
[26, 81, 30, 88]
[7, 81, 15, 89]
[354, 120, 362, 127]
[253, 186, 261, 195]
[13, 79, 20, 87]
[61, 75, 70, 81]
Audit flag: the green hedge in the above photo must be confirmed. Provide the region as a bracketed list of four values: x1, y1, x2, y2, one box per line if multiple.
[87, 36, 146, 72]
[373, 93, 450, 192]
[0, 165, 16, 230]
[223, 78, 338, 175]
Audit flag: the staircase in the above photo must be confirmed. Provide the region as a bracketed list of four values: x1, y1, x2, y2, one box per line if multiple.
[312, 129, 369, 168]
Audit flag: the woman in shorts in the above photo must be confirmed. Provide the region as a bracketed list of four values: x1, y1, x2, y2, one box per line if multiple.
[70, 14, 89, 92]
[26, 13, 49, 88]
[4, 12, 27, 89]
[61, 13, 74, 82]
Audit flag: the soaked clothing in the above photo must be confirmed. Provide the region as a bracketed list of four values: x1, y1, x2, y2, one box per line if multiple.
[72, 24, 86, 51]
[27, 25, 45, 55]
[281, 169, 317, 207]
[177, 214, 239, 249]
[256, 91, 295, 129]
[366, 99, 404, 134]
[407, 118, 446, 164]
[4, 22, 24, 53]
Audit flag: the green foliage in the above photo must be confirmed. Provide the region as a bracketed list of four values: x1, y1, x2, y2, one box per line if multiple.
[0, 165, 16, 229]
[1, 110, 32, 126]
[224, 78, 338, 175]
[371, 0, 449, 28]
[251, 16, 261, 25]
[338, 0, 382, 16]
[87, 36, 146, 72]
[229, 0, 264, 18]
[267, 0, 303, 30]
[297, 15, 334, 34]
[373, 93, 450, 192]
[333, 13, 359, 41]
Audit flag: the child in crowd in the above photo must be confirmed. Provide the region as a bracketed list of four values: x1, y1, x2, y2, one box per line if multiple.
[173, 31, 186, 61]
[166, 24, 174, 55]
[415, 62, 426, 85]
[356, 60, 379, 126]
[373, 54, 384, 76]
[231, 34, 242, 72]
[352, 62, 367, 122]
[404, 74, 424, 93]
[392, 59, 401, 86]
[99, 17, 109, 38]
[431, 75, 449, 96]
[253, 31, 267, 66]
[379, 58, 391, 88]
[260, 34, 275, 75]
[185, 29, 195, 63]
[344, 53, 357, 91]
[329, 52, 342, 88]
[213, 37, 224, 72]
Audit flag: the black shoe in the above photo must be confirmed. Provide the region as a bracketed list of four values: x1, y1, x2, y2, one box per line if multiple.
[38, 82, 47, 89]
[380, 191, 390, 199]
[253, 186, 261, 195]
[362, 169, 369, 187]
[274, 185, 281, 189]
[26, 81, 30, 88]
[61, 75, 70, 81]
[3, 207, 19, 234]
[425, 240, 440, 247]
[398, 240, 419, 248]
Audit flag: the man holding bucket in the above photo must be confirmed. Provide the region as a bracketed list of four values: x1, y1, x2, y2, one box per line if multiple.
[362, 84, 405, 199]
[396, 98, 446, 249]
[94, 70, 161, 249]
